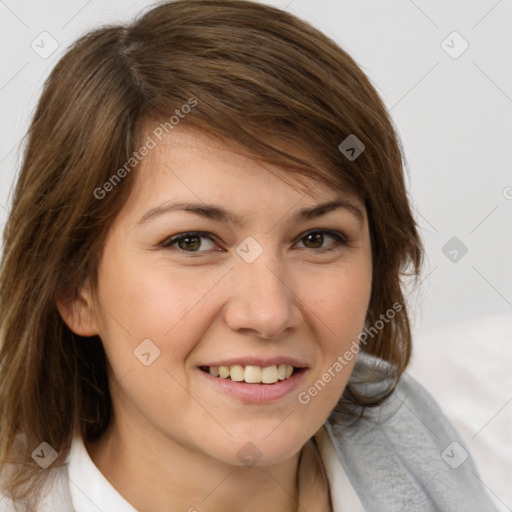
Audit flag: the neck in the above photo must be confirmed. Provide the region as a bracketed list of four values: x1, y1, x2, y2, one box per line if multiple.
[84, 414, 304, 512]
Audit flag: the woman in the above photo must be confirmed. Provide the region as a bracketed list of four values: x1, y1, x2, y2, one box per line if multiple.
[0, 1, 498, 511]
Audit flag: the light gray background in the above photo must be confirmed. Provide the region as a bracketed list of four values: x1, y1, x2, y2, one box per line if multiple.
[1, 1, 511, 509]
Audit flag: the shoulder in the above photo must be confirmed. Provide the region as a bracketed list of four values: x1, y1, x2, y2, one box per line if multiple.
[324, 352, 499, 512]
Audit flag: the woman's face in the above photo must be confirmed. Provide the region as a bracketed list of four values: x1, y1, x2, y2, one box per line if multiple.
[80, 126, 372, 466]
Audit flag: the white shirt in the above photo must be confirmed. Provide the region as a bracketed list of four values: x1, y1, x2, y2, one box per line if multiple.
[67, 425, 365, 512]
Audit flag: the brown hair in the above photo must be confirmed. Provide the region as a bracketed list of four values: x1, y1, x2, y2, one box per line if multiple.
[0, 0, 422, 508]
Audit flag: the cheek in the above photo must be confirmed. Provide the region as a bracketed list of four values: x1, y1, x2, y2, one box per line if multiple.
[298, 264, 371, 408]
[96, 250, 204, 341]
[92, 256, 208, 412]
[307, 263, 372, 342]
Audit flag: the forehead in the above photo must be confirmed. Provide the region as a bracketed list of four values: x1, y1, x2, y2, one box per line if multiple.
[107, 124, 369, 237]
[133, 123, 363, 205]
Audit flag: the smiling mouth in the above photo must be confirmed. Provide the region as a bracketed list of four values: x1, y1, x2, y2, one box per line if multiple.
[199, 364, 299, 384]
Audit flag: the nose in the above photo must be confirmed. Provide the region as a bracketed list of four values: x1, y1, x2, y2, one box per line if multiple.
[222, 249, 303, 340]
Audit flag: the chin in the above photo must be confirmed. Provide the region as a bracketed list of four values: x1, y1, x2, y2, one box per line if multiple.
[207, 425, 311, 468]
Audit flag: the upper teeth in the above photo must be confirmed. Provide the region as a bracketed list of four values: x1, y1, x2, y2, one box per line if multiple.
[208, 364, 294, 384]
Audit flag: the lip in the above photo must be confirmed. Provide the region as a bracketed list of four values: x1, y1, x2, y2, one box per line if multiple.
[199, 357, 308, 368]
[198, 367, 308, 404]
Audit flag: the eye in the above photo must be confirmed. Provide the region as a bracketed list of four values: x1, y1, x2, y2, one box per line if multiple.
[160, 229, 348, 255]
[161, 231, 218, 253]
[295, 229, 348, 252]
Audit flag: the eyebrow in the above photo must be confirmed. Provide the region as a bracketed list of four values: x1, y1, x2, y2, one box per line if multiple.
[137, 198, 364, 227]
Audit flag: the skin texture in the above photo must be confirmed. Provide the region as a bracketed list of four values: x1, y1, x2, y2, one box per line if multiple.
[57, 126, 373, 512]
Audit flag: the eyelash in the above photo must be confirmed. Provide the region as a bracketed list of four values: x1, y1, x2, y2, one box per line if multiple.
[160, 229, 348, 255]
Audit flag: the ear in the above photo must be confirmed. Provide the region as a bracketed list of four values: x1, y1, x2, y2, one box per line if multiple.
[56, 279, 99, 337]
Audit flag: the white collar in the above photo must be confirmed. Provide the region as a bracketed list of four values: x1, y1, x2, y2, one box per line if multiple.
[67, 425, 364, 512]
[67, 435, 138, 512]
[315, 423, 365, 511]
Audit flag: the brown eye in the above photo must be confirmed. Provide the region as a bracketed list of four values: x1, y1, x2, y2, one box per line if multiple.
[177, 235, 201, 251]
[162, 232, 217, 252]
[296, 230, 347, 251]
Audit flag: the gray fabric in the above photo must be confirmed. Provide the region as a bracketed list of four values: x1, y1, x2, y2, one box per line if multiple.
[326, 352, 499, 511]
[0, 352, 499, 511]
